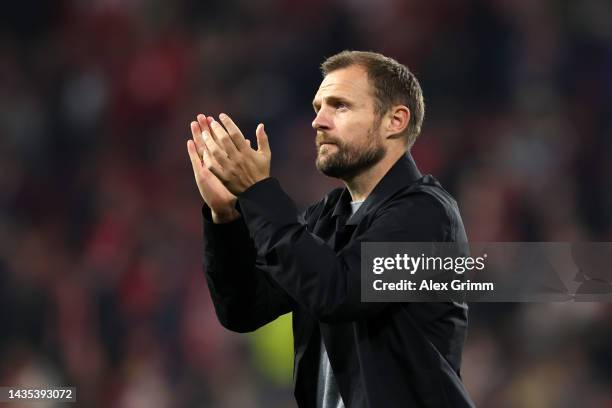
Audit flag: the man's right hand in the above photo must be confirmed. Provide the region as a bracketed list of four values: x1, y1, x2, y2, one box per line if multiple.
[187, 114, 240, 223]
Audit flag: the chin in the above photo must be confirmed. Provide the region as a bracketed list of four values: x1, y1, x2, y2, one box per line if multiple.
[315, 152, 332, 168]
[315, 157, 326, 173]
[316, 158, 347, 179]
[315, 156, 330, 173]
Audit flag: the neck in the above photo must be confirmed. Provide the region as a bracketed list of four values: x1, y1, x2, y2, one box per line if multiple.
[343, 149, 405, 201]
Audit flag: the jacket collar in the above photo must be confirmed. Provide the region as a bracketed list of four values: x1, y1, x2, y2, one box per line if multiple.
[331, 152, 422, 226]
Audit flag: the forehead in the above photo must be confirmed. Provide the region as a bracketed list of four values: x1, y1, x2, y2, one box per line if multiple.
[313, 65, 373, 102]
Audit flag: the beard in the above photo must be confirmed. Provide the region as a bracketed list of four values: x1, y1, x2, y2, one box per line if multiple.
[315, 129, 386, 179]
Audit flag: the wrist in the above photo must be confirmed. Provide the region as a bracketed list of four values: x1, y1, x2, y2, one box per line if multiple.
[211, 207, 241, 224]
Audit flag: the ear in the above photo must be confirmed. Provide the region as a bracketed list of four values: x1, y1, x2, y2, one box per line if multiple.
[383, 105, 410, 139]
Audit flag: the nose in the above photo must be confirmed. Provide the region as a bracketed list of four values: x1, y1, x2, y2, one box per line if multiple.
[312, 109, 331, 131]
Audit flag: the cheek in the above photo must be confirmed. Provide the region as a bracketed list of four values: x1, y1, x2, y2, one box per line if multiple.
[337, 115, 371, 140]
[346, 120, 377, 149]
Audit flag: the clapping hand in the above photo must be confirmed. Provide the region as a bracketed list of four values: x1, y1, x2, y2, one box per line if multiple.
[187, 113, 271, 222]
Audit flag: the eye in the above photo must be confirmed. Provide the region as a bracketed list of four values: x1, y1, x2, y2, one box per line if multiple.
[335, 102, 348, 111]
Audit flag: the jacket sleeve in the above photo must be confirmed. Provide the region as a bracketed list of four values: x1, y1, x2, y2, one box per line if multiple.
[236, 178, 451, 323]
[202, 205, 295, 333]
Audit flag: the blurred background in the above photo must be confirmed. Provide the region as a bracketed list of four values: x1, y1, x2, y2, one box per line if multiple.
[1, 0, 611, 407]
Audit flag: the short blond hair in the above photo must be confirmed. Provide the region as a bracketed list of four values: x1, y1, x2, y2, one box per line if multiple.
[321, 50, 425, 148]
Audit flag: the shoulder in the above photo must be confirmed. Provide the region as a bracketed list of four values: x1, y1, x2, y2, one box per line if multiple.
[376, 175, 466, 242]
[395, 175, 459, 217]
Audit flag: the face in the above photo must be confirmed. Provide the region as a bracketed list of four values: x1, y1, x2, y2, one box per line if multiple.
[311, 65, 386, 179]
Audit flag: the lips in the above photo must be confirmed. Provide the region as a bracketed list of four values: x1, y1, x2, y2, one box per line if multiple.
[316, 137, 338, 148]
[316, 132, 338, 148]
[317, 142, 338, 152]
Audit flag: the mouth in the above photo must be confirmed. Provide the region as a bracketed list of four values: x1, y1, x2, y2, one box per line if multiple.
[318, 143, 337, 152]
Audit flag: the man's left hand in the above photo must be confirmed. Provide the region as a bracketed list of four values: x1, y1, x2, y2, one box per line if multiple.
[200, 113, 271, 195]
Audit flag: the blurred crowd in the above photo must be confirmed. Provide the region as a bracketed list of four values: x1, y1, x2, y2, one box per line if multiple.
[1, 0, 611, 407]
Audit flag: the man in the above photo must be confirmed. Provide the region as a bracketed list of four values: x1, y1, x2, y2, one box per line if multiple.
[186, 51, 474, 407]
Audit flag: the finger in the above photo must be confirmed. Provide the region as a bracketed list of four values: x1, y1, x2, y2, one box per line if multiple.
[187, 140, 204, 182]
[202, 126, 230, 167]
[196, 114, 212, 139]
[190, 121, 205, 157]
[202, 143, 227, 182]
[256, 123, 271, 156]
[206, 116, 225, 144]
[218, 113, 248, 151]
[199, 138, 213, 169]
[206, 116, 219, 142]
[201, 138, 226, 178]
[187, 139, 201, 168]
[210, 118, 239, 158]
[198, 136, 228, 182]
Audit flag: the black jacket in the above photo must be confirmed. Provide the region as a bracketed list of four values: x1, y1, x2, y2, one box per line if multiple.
[202, 153, 474, 407]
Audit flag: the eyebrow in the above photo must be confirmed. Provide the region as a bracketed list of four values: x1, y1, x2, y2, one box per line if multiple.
[312, 95, 353, 112]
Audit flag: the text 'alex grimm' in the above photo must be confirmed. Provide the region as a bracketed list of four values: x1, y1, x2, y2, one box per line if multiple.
[372, 279, 495, 292]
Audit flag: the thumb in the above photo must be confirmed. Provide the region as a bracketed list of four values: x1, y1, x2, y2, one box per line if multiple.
[255, 123, 270, 156]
